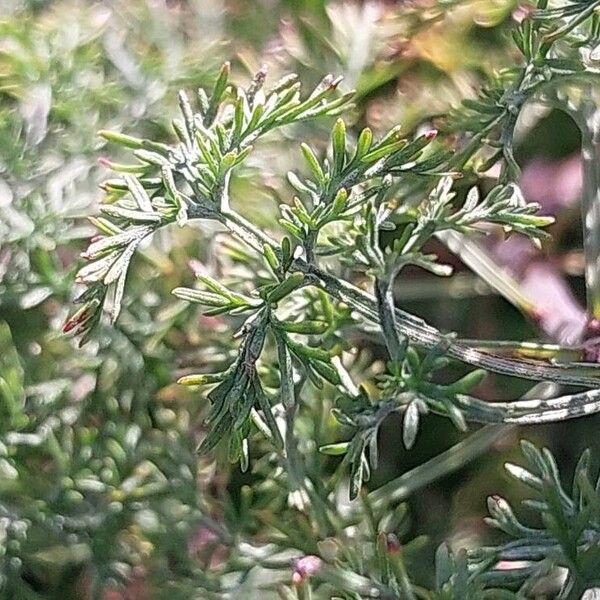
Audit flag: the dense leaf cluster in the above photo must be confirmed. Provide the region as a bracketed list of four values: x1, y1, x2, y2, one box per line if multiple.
[2, 0, 600, 597]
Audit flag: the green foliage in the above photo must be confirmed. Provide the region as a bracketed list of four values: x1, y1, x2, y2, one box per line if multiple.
[470, 441, 600, 598]
[2, 0, 600, 597]
[434, 442, 600, 599]
[63, 0, 600, 593]
[0, 0, 220, 312]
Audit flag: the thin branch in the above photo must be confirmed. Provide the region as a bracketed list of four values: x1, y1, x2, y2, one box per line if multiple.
[579, 95, 600, 319]
[196, 206, 600, 387]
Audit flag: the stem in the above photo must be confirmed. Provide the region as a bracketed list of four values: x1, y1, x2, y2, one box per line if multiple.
[276, 336, 303, 480]
[543, 87, 600, 322]
[456, 339, 579, 362]
[275, 332, 332, 532]
[309, 266, 600, 387]
[436, 230, 540, 316]
[304, 230, 317, 264]
[451, 382, 600, 425]
[375, 277, 407, 362]
[187, 201, 600, 426]
[541, 0, 600, 45]
[560, 573, 590, 600]
[364, 423, 513, 512]
[580, 97, 600, 319]
[223, 200, 600, 385]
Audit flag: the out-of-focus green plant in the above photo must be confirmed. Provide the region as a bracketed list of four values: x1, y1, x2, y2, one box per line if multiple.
[1, 1, 227, 597]
[0, 0, 221, 311]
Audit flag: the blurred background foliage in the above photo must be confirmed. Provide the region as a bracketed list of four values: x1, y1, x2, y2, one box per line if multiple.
[0, 0, 597, 598]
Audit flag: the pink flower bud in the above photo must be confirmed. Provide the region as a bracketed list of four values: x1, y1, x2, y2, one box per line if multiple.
[488, 494, 510, 514]
[512, 4, 534, 23]
[292, 555, 322, 586]
[188, 259, 207, 277]
[386, 533, 401, 554]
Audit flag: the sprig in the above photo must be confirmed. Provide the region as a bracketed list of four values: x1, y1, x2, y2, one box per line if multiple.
[64, 60, 600, 479]
[469, 441, 600, 598]
[65, 69, 351, 343]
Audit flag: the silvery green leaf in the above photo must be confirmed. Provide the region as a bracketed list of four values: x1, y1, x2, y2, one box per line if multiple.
[402, 401, 420, 450]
